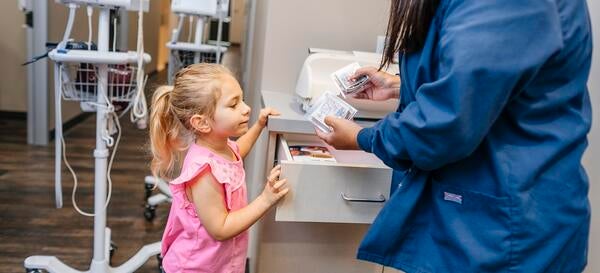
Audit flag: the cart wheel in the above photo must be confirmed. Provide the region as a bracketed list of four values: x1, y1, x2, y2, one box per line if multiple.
[26, 269, 44, 273]
[144, 183, 154, 200]
[144, 204, 156, 221]
[109, 241, 118, 265]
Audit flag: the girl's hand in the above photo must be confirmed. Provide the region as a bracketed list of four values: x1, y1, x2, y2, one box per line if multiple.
[258, 107, 281, 128]
[261, 165, 289, 205]
[350, 67, 400, 101]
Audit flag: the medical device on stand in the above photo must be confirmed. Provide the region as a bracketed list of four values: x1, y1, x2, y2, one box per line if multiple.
[24, 1, 162, 272]
[166, 0, 229, 84]
[295, 50, 400, 120]
[142, 0, 230, 222]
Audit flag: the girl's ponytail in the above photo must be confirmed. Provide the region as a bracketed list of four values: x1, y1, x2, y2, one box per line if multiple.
[149, 85, 186, 179]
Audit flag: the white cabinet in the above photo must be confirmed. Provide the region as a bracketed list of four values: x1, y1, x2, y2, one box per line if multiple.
[275, 133, 391, 223]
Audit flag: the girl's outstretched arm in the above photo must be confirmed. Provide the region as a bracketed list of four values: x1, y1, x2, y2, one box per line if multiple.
[188, 165, 288, 241]
[236, 107, 280, 158]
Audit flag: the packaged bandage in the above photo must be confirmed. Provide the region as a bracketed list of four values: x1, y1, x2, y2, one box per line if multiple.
[331, 62, 370, 96]
[305, 91, 358, 133]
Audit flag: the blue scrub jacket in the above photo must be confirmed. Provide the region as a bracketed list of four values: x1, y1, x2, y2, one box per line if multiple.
[356, 0, 593, 272]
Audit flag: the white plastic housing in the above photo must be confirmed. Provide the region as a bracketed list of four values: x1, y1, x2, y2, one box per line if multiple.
[18, 0, 33, 12]
[55, 0, 149, 11]
[295, 51, 401, 119]
[171, 0, 219, 17]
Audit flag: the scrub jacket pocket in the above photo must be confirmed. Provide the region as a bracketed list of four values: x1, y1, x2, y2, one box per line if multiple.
[430, 179, 512, 272]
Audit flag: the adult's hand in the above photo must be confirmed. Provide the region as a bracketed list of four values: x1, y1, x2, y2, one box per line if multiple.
[350, 67, 400, 101]
[315, 116, 363, 150]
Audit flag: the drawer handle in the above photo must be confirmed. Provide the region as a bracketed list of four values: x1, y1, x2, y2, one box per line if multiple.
[341, 193, 386, 203]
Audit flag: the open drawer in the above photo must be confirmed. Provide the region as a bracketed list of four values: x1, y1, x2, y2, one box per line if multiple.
[274, 134, 392, 224]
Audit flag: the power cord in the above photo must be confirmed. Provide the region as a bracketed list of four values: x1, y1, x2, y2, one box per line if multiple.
[130, 5, 148, 129]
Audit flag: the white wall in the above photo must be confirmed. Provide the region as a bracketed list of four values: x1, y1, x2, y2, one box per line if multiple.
[584, 1, 599, 273]
[0, 2, 28, 112]
[245, 0, 389, 127]
[259, 1, 389, 94]
[230, 0, 246, 44]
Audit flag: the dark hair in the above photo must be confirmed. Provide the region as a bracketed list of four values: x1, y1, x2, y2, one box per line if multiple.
[380, 0, 440, 69]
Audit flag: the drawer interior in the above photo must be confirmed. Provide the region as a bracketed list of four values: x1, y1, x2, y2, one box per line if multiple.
[278, 133, 389, 169]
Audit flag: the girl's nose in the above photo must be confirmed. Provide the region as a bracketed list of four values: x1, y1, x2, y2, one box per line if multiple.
[242, 102, 251, 115]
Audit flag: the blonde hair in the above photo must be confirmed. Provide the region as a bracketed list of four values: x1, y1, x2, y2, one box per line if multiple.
[149, 63, 233, 179]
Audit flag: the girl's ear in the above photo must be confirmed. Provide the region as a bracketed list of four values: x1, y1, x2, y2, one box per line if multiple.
[189, 114, 212, 134]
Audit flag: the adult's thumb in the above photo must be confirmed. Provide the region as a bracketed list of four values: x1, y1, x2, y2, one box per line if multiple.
[323, 116, 337, 128]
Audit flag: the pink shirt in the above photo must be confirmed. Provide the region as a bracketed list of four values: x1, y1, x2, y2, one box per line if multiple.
[161, 140, 248, 273]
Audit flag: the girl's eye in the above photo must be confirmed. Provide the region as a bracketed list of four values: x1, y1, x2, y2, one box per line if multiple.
[229, 103, 238, 108]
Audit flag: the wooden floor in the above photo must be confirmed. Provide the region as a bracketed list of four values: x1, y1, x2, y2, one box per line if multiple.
[0, 46, 242, 273]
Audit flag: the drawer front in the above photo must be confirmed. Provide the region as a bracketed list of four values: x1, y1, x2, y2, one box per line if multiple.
[275, 135, 392, 224]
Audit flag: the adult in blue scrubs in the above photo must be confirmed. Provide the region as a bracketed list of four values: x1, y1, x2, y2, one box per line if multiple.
[316, 0, 593, 272]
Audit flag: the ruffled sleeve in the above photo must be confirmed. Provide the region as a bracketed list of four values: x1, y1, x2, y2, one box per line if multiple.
[169, 160, 210, 186]
[171, 145, 245, 210]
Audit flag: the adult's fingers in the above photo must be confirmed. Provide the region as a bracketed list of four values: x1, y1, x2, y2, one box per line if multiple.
[351, 66, 377, 80]
[315, 128, 332, 144]
[351, 92, 369, 100]
[350, 84, 374, 100]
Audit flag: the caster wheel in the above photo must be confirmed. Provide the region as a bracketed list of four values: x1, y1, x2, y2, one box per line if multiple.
[26, 269, 44, 273]
[109, 241, 118, 265]
[144, 204, 156, 221]
[144, 183, 154, 200]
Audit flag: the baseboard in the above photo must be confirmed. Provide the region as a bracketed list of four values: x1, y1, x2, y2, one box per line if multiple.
[0, 110, 91, 141]
[0, 111, 27, 120]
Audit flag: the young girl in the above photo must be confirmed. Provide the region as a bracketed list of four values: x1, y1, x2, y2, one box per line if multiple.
[149, 63, 289, 273]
